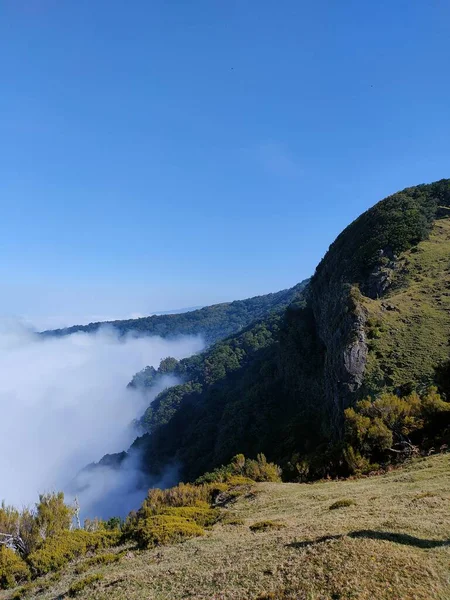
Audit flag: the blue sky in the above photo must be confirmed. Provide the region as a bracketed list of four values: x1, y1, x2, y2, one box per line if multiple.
[1, 0, 449, 327]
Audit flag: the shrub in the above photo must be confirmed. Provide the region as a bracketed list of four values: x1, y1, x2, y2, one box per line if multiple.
[35, 492, 74, 539]
[249, 520, 286, 532]
[225, 475, 256, 486]
[139, 483, 213, 516]
[344, 387, 450, 470]
[0, 503, 40, 556]
[0, 546, 30, 589]
[68, 573, 104, 597]
[220, 515, 244, 526]
[27, 529, 119, 576]
[131, 515, 204, 549]
[343, 445, 378, 475]
[11, 583, 35, 600]
[104, 516, 123, 531]
[159, 505, 220, 528]
[329, 499, 356, 510]
[1, 492, 77, 557]
[195, 453, 282, 484]
[74, 552, 122, 574]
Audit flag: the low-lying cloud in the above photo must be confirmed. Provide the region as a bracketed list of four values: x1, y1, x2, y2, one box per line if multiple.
[0, 321, 203, 516]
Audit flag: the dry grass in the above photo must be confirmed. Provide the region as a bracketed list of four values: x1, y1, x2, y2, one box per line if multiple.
[3, 453, 449, 600]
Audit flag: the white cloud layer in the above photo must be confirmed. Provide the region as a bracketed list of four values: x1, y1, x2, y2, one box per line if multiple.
[0, 321, 203, 513]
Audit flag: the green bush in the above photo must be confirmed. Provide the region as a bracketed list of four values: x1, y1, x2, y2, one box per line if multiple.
[0, 492, 78, 558]
[0, 546, 30, 589]
[344, 387, 450, 471]
[35, 492, 74, 539]
[68, 573, 104, 597]
[138, 482, 215, 516]
[159, 505, 220, 528]
[220, 515, 244, 526]
[195, 453, 282, 485]
[131, 515, 204, 549]
[329, 499, 356, 510]
[342, 445, 378, 475]
[27, 529, 119, 576]
[74, 552, 122, 574]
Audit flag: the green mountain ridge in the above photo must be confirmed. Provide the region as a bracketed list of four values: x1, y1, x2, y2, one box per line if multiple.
[41, 283, 308, 345]
[123, 179, 450, 481]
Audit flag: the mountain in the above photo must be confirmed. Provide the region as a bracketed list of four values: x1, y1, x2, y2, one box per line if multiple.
[124, 179, 450, 481]
[40, 283, 308, 345]
[3, 180, 450, 600]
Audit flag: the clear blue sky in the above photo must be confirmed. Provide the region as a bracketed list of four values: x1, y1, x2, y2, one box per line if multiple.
[1, 0, 449, 327]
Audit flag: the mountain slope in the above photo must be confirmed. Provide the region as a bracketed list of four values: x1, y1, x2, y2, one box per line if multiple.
[4, 453, 449, 600]
[361, 217, 450, 394]
[310, 179, 450, 433]
[41, 282, 308, 345]
[123, 179, 450, 482]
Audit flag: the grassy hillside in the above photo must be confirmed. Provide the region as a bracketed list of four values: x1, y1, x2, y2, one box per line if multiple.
[362, 217, 450, 394]
[3, 453, 449, 600]
[41, 282, 308, 345]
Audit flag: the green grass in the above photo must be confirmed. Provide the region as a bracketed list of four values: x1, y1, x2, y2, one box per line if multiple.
[363, 218, 450, 393]
[2, 453, 449, 600]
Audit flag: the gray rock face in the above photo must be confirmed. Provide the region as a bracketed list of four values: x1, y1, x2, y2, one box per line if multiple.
[309, 251, 371, 436]
[310, 246, 401, 437]
[313, 288, 368, 436]
[342, 309, 368, 392]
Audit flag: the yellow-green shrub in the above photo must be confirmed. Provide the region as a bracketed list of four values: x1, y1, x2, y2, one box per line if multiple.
[139, 483, 212, 516]
[195, 453, 282, 484]
[35, 492, 74, 539]
[132, 515, 204, 549]
[344, 387, 450, 469]
[220, 515, 244, 526]
[0, 503, 40, 556]
[224, 475, 255, 486]
[74, 552, 122, 574]
[342, 445, 378, 475]
[249, 520, 285, 532]
[0, 546, 30, 589]
[68, 573, 104, 597]
[27, 529, 119, 576]
[159, 505, 219, 528]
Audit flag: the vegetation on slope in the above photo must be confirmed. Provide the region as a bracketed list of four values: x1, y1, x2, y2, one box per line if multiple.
[0, 493, 119, 591]
[118, 180, 450, 483]
[130, 312, 289, 434]
[361, 217, 450, 394]
[2, 453, 449, 600]
[0, 455, 280, 597]
[41, 283, 308, 345]
[4, 176, 450, 598]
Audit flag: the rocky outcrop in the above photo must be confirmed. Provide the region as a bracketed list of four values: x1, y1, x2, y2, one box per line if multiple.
[362, 248, 398, 299]
[310, 280, 368, 437]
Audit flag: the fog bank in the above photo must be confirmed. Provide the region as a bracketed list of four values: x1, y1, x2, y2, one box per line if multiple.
[0, 321, 203, 513]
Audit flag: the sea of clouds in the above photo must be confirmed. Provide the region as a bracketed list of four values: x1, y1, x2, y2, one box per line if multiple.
[0, 321, 203, 518]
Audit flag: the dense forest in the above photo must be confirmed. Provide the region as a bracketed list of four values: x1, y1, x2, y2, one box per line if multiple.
[41, 283, 308, 345]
